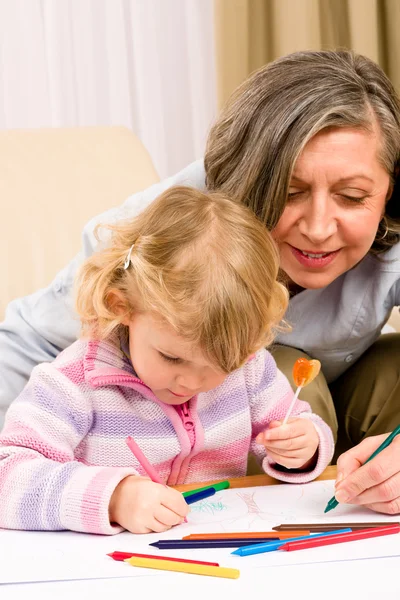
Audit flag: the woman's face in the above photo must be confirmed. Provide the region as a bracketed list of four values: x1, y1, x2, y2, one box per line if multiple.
[272, 127, 391, 290]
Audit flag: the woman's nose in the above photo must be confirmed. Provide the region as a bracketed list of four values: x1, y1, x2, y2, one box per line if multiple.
[298, 197, 337, 244]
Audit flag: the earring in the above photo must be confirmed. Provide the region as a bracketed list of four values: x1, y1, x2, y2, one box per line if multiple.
[377, 216, 389, 241]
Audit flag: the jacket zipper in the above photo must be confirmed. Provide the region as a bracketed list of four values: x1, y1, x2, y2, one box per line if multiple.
[179, 401, 196, 449]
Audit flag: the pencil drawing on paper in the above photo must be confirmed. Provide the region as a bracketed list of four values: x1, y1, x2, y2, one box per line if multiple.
[190, 500, 228, 515]
[186, 481, 347, 530]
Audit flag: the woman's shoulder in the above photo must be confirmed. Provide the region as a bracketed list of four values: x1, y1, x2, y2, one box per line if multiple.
[368, 242, 400, 274]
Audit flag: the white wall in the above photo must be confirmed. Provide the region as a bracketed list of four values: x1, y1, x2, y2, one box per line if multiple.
[0, 0, 218, 179]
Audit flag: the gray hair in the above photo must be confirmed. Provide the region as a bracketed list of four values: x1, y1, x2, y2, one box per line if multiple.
[205, 50, 400, 255]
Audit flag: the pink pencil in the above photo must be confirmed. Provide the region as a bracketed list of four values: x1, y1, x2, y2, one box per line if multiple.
[126, 436, 188, 523]
[126, 436, 163, 484]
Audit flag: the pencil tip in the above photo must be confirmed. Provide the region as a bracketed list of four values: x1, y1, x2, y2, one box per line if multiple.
[149, 542, 157, 547]
[231, 549, 241, 556]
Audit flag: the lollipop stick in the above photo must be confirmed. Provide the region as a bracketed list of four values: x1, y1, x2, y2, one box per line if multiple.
[282, 385, 302, 425]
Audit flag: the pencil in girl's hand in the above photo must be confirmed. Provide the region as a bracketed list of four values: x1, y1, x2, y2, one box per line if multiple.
[184, 488, 216, 505]
[125, 436, 188, 522]
[182, 480, 230, 497]
[126, 436, 163, 484]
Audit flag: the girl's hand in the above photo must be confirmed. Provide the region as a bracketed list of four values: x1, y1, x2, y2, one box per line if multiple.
[109, 476, 189, 533]
[256, 418, 319, 470]
[334, 434, 400, 514]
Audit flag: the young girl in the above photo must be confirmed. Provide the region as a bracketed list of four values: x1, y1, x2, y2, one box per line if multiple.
[0, 187, 333, 535]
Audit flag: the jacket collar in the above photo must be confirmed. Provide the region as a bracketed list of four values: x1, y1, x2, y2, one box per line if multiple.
[83, 336, 138, 384]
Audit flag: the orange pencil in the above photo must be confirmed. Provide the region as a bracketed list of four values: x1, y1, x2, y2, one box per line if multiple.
[182, 530, 310, 540]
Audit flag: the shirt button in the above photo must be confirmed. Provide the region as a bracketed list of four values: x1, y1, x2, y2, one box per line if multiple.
[54, 280, 62, 293]
[345, 355, 353, 363]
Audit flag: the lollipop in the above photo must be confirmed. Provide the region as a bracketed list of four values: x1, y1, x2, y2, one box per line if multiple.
[282, 357, 321, 425]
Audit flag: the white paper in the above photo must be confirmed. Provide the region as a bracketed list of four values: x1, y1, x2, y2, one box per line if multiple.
[1, 479, 399, 585]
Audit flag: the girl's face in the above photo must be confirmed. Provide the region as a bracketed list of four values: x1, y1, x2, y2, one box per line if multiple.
[127, 312, 227, 404]
[272, 127, 391, 290]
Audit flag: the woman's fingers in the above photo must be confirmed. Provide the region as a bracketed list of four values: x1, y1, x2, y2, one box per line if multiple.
[336, 434, 389, 484]
[335, 439, 400, 507]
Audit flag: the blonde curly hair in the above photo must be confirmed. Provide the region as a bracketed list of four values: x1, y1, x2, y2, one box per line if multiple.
[76, 186, 288, 373]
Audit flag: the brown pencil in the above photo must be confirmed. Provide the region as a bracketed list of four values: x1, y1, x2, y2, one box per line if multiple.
[272, 522, 400, 532]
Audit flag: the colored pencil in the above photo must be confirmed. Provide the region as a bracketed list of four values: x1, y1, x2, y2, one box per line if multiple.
[182, 481, 230, 498]
[281, 524, 400, 551]
[325, 424, 400, 513]
[107, 551, 219, 566]
[272, 522, 400, 532]
[125, 436, 188, 522]
[125, 556, 240, 579]
[126, 436, 163, 484]
[150, 538, 280, 549]
[184, 488, 216, 505]
[182, 531, 310, 540]
[231, 528, 352, 556]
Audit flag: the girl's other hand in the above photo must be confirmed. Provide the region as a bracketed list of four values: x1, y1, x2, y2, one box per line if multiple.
[109, 476, 189, 533]
[256, 418, 319, 470]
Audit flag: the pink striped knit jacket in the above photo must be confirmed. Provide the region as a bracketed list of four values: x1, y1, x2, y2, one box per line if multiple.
[0, 338, 334, 535]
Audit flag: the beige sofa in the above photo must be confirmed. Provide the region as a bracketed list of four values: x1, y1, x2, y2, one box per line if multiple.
[0, 126, 159, 320]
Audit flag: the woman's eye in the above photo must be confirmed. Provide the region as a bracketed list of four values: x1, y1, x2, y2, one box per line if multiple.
[287, 191, 303, 199]
[341, 194, 367, 203]
[160, 353, 181, 364]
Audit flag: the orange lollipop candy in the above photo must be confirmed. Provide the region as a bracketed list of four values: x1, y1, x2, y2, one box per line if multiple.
[292, 357, 321, 387]
[282, 357, 321, 425]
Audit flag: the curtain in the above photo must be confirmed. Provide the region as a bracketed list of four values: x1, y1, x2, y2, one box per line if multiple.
[214, 0, 400, 109]
[0, 0, 217, 179]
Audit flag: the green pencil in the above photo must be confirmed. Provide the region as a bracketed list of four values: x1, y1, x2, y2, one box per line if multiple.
[182, 481, 230, 498]
[325, 424, 400, 513]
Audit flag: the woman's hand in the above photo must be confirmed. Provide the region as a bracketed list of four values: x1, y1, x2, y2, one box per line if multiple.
[109, 475, 189, 533]
[335, 434, 400, 514]
[256, 418, 319, 470]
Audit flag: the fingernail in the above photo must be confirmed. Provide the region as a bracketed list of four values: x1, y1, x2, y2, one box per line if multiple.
[335, 489, 350, 503]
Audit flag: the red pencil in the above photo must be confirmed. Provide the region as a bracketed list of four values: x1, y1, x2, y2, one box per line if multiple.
[281, 524, 400, 552]
[107, 551, 219, 567]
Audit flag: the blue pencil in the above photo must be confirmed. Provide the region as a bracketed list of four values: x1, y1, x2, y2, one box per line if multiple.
[184, 487, 216, 505]
[231, 528, 352, 556]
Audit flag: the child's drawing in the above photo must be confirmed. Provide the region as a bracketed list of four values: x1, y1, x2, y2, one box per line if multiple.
[190, 499, 228, 515]
[183, 480, 377, 532]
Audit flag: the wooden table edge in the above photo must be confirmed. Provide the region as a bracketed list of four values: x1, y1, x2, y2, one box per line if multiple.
[174, 465, 337, 492]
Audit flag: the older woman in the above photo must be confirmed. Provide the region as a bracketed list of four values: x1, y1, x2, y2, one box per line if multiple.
[1, 50, 400, 514]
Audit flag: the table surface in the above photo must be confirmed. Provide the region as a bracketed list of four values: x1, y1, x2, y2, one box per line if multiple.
[175, 464, 337, 492]
[5, 465, 400, 600]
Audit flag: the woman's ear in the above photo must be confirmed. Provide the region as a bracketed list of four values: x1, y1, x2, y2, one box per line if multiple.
[107, 289, 131, 325]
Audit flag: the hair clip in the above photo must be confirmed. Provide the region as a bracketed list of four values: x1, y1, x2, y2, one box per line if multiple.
[124, 244, 135, 270]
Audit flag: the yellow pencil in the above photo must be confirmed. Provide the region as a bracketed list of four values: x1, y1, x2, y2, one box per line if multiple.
[125, 556, 240, 579]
